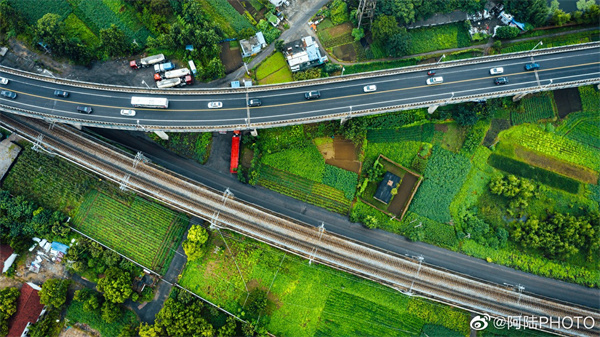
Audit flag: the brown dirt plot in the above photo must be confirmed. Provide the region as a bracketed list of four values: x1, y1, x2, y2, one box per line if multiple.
[514, 146, 598, 184]
[220, 42, 243, 74]
[553, 88, 583, 119]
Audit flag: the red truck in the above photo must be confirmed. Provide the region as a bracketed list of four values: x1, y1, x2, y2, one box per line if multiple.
[230, 131, 241, 173]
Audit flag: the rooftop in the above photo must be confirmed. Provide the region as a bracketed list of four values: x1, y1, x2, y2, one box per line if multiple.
[7, 283, 45, 337]
[373, 172, 401, 204]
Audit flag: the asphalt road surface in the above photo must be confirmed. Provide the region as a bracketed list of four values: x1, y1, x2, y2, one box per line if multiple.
[92, 127, 600, 310]
[0, 47, 598, 129]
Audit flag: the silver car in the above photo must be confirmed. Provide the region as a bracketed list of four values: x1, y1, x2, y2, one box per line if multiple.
[426, 76, 444, 85]
[0, 77, 8, 85]
[208, 101, 223, 109]
[363, 85, 377, 92]
[120, 109, 136, 116]
[489, 67, 504, 75]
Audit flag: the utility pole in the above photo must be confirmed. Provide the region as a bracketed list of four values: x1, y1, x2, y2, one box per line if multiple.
[408, 255, 424, 295]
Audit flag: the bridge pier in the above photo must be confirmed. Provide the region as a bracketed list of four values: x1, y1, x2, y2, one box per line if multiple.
[512, 93, 529, 102]
[250, 129, 258, 137]
[69, 123, 82, 130]
[427, 105, 439, 114]
[154, 131, 169, 140]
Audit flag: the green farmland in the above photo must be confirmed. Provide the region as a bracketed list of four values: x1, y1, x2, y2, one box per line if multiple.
[73, 190, 188, 275]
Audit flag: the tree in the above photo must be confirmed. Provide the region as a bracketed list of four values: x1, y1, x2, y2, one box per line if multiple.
[28, 308, 60, 337]
[34, 13, 64, 48]
[0, 287, 19, 335]
[549, 0, 560, 13]
[97, 267, 133, 303]
[495, 26, 521, 39]
[139, 323, 159, 337]
[371, 15, 400, 43]
[351, 28, 364, 41]
[218, 316, 238, 337]
[504, 0, 549, 27]
[204, 57, 225, 80]
[100, 24, 129, 57]
[101, 301, 122, 323]
[330, 0, 349, 25]
[576, 0, 596, 11]
[39, 279, 69, 308]
[183, 225, 210, 261]
[154, 298, 214, 336]
[387, 29, 411, 57]
[246, 289, 268, 317]
[275, 39, 285, 52]
[452, 105, 479, 126]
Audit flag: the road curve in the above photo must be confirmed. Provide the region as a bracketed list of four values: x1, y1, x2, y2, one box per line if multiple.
[0, 45, 598, 130]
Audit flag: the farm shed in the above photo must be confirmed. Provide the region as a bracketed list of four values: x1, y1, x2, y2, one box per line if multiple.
[374, 172, 401, 204]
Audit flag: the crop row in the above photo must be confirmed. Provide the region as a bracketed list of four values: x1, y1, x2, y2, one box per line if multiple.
[512, 93, 555, 125]
[316, 290, 423, 336]
[566, 120, 600, 149]
[72, 190, 187, 274]
[9, 0, 72, 23]
[511, 127, 600, 171]
[259, 166, 351, 214]
[366, 125, 422, 143]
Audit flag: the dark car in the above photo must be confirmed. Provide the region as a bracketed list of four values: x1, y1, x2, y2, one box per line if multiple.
[247, 99, 262, 107]
[0, 90, 17, 99]
[427, 70, 436, 76]
[54, 90, 69, 98]
[494, 77, 509, 85]
[76, 106, 93, 114]
[304, 91, 321, 100]
[524, 63, 540, 71]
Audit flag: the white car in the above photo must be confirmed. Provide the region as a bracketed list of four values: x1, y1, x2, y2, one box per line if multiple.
[208, 101, 223, 109]
[120, 109, 136, 116]
[363, 85, 377, 92]
[426, 76, 444, 85]
[0, 77, 8, 85]
[489, 67, 504, 75]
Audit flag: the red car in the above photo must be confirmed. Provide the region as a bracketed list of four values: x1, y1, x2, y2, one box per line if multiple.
[427, 70, 436, 76]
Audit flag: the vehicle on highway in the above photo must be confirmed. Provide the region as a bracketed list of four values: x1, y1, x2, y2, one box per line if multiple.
[0, 90, 16, 99]
[120, 109, 136, 116]
[54, 90, 69, 98]
[525, 63, 540, 71]
[208, 101, 223, 109]
[76, 106, 93, 114]
[494, 77, 509, 85]
[131, 96, 169, 108]
[304, 91, 321, 100]
[427, 70, 436, 76]
[363, 85, 377, 92]
[247, 98, 262, 107]
[426, 76, 443, 85]
[0, 77, 8, 85]
[489, 67, 504, 75]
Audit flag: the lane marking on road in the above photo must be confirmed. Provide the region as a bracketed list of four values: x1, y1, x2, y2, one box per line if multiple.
[1, 61, 599, 113]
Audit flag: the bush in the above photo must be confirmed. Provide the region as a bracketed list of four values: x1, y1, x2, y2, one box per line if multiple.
[487, 154, 580, 194]
[329, 0, 349, 25]
[409, 146, 472, 223]
[322, 165, 358, 200]
[495, 26, 521, 39]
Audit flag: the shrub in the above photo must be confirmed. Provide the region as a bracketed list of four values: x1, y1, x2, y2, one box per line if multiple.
[329, 0, 349, 25]
[322, 165, 358, 200]
[495, 26, 521, 39]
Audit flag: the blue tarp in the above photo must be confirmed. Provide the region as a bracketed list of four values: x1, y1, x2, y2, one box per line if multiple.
[51, 242, 69, 254]
[186, 45, 194, 51]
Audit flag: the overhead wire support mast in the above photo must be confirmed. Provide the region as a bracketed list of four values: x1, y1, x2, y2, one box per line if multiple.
[308, 222, 326, 265]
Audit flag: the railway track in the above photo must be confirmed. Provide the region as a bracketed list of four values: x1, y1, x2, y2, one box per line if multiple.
[2, 113, 598, 336]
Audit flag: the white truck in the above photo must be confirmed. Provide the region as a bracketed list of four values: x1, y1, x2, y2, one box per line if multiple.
[164, 68, 191, 79]
[156, 78, 182, 89]
[129, 54, 165, 69]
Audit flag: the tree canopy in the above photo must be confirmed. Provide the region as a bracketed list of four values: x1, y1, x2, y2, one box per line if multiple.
[39, 279, 69, 308]
[504, 0, 549, 26]
[97, 267, 133, 303]
[182, 225, 209, 261]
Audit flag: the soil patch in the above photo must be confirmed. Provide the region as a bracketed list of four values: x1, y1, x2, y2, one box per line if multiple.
[434, 124, 448, 132]
[387, 173, 419, 215]
[483, 119, 511, 147]
[333, 44, 356, 62]
[227, 0, 246, 15]
[514, 145, 598, 184]
[553, 88, 582, 118]
[324, 139, 361, 173]
[241, 148, 254, 167]
[220, 42, 243, 74]
[327, 23, 353, 37]
[59, 324, 98, 337]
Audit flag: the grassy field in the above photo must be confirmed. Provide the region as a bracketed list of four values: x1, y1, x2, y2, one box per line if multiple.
[149, 132, 213, 164]
[256, 52, 287, 80]
[199, 0, 253, 37]
[407, 22, 471, 55]
[9, 0, 72, 23]
[2, 144, 98, 214]
[66, 301, 138, 337]
[258, 67, 293, 84]
[64, 13, 101, 48]
[72, 190, 188, 275]
[179, 232, 470, 337]
[500, 29, 600, 53]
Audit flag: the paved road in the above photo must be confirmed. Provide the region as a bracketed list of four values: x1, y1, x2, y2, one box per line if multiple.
[0, 47, 598, 130]
[91, 127, 600, 310]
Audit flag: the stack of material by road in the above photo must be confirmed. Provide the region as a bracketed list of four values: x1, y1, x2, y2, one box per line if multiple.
[0, 135, 21, 182]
